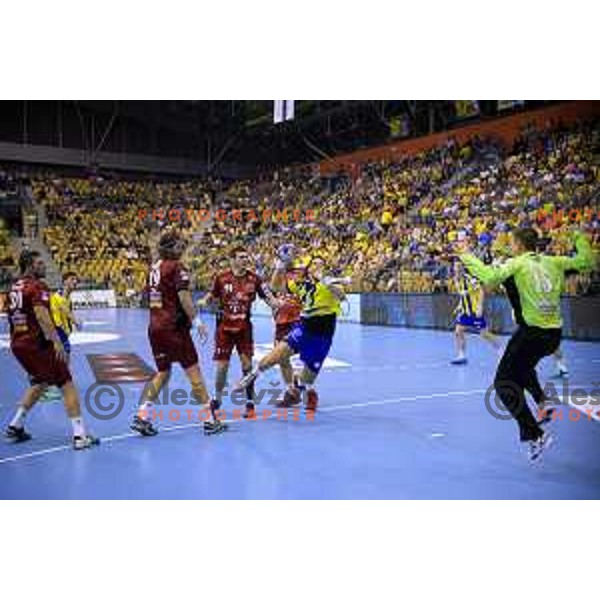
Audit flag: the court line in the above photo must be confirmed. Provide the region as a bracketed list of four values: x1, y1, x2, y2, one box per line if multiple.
[0, 388, 487, 466]
[1, 386, 598, 466]
[0, 422, 205, 465]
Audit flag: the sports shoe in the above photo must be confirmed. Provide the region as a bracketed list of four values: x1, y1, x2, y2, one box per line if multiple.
[73, 434, 100, 450]
[203, 420, 228, 436]
[243, 401, 256, 419]
[306, 389, 319, 413]
[130, 415, 159, 436]
[275, 387, 302, 408]
[450, 357, 468, 365]
[4, 425, 32, 443]
[528, 432, 555, 464]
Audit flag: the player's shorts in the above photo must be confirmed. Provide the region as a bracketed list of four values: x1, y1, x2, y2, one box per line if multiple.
[11, 337, 72, 387]
[456, 314, 487, 332]
[213, 322, 253, 361]
[285, 318, 335, 374]
[56, 327, 71, 354]
[148, 326, 198, 372]
[275, 321, 297, 344]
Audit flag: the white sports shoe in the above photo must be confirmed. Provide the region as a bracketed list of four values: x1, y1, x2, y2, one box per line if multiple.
[528, 432, 555, 464]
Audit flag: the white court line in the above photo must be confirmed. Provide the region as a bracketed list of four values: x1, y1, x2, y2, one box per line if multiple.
[0, 422, 205, 465]
[0, 389, 487, 466]
[1, 386, 598, 466]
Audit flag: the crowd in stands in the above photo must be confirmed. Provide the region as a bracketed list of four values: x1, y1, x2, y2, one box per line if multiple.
[0, 219, 16, 288]
[1, 115, 598, 300]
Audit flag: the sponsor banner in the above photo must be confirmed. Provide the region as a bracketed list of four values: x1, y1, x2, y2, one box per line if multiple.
[71, 289, 117, 309]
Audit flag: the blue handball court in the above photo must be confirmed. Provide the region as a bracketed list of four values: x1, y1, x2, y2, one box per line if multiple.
[1, 308, 599, 499]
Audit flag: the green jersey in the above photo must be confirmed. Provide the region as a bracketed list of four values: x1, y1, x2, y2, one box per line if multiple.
[460, 233, 595, 329]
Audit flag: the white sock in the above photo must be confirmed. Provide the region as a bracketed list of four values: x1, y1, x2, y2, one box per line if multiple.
[71, 416, 86, 439]
[456, 351, 465, 359]
[138, 400, 155, 420]
[10, 407, 28, 429]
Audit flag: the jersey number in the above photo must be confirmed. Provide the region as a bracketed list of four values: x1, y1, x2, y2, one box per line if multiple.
[9, 291, 23, 311]
[531, 264, 554, 294]
[149, 267, 161, 288]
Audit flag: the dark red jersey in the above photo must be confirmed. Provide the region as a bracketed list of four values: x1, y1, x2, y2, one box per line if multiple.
[211, 270, 267, 331]
[148, 259, 191, 331]
[275, 269, 303, 325]
[8, 276, 51, 344]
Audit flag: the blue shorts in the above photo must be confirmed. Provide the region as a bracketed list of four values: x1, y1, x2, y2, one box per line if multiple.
[285, 319, 335, 374]
[56, 327, 71, 354]
[456, 314, 487, 333]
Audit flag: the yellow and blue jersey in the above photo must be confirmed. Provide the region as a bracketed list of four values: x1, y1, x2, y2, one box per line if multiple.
[287, 276, 342, 318]
[50, 290, 74, 336]
[456, 274, 482, 318]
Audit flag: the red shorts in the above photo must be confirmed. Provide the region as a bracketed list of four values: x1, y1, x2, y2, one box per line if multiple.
[148, 326, 198, 372]
[275, 321, 297, 344]
[213, 322, 253, 361]
[11, 338, 72, 387]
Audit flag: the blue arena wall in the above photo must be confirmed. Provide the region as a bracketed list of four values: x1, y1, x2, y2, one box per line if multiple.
[192, 291, 600, 340]
[360, 293, 600, 341]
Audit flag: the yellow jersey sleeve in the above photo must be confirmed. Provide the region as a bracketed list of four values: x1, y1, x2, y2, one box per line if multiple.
[287, 278, 341, 318]
[50, 292, 73, 334]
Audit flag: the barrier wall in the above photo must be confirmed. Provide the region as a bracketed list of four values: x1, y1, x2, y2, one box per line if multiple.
[71, 289, 117, 309]
[319, 101, 600, 175]
[360, 293, 600, 341]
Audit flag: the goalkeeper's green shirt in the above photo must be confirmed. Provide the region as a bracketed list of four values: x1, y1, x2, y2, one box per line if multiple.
[459, 233, 595, 329]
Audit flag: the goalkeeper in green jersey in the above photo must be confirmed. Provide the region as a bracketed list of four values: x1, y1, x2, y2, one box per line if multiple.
[456, 228, 595, 463]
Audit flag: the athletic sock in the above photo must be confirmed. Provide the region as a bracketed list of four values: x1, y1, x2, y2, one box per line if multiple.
[138, 400, 155, 420]
[10, 407, 28, 429]
[71, 416, 86, 439]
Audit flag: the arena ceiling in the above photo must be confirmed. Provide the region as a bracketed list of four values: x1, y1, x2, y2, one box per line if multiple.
[0, 100, 554, 174]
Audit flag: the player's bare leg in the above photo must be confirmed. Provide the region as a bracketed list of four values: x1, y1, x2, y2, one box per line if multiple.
[61, 380, 100, 449]
[214, 359, 229, 402]
[451, 324, 467, 365]
[5, 383, 47, 442]
[185, 363, 211, 406]
[235, 341, 295, 390]
[239, 353, 257, 418]
[278, 355, 301, 407]
[185, 362, 226, 434]
[131, 369, 171, 436]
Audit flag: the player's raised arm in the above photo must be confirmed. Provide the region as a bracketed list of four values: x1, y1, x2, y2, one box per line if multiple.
[271, 244, 297, 293]
[459, 250, 519, 288]
[321, 276, 351, 301]
[548, 231, 595, 274]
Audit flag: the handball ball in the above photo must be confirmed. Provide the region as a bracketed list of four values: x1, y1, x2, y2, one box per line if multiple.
[277, 244, 296, 263]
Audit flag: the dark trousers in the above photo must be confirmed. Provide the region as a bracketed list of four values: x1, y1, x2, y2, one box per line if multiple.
[494, 325, 562, 442]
